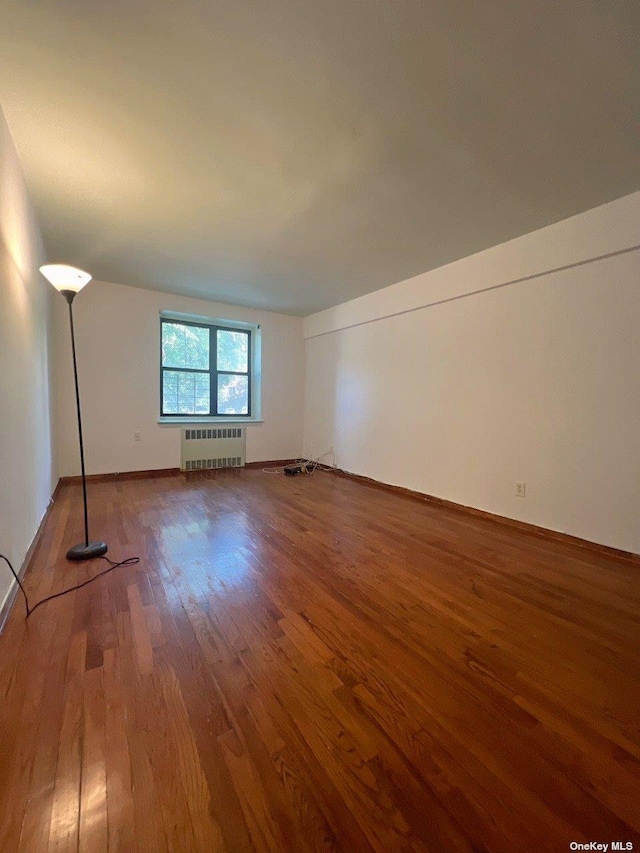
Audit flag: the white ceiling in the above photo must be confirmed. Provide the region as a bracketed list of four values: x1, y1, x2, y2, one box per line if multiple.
[1, 1, 639, 315]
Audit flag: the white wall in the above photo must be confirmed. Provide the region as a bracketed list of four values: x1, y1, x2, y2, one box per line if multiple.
[304, 193, 640, 553]
[0, 108, 55, 611]
[55, 280, 304, 476]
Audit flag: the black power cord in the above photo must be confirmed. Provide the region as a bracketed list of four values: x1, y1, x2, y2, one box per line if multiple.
[0, 552, 140, 619]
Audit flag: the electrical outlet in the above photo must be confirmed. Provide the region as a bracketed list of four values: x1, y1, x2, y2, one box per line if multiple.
[134, 432, 141, 442]
[515, 481, 526, 497]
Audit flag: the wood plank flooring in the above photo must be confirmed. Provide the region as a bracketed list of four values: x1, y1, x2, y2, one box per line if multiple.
[1, 469, 639, 852]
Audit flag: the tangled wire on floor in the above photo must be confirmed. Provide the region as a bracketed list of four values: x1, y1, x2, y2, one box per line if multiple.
[0, 552, 140, 619]
[262, 448, 337, 475]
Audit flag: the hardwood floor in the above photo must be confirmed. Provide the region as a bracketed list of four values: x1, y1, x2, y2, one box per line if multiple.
[1, 469, 639, 853]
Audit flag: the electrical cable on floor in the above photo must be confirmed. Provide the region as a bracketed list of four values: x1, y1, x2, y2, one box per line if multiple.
[262, 448, 337, 475]
[0, 552, 140, 619]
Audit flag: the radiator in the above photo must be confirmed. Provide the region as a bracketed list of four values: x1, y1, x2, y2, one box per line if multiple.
[180, 427, 246, 472]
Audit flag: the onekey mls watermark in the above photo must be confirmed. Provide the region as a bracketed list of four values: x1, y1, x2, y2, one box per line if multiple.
[569, 844, 634, 851]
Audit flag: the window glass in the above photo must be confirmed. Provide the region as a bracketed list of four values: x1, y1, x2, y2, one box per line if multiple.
[163, 370, 210, 415]
[217, 330, 248, 373]
[217, 374, 249, 415]
[162, 322, 209, 370]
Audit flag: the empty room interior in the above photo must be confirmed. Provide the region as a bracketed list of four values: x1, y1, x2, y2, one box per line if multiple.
[1, 3, 639, 852]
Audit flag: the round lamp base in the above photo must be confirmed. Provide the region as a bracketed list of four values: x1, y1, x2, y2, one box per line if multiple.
[66, 541, 108, 561]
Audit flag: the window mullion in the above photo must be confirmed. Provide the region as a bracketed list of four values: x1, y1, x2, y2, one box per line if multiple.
[210, 326, 215, 417]
[247, 329, 252, 417]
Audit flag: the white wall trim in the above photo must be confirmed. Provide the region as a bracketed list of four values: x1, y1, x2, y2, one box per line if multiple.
[303, 190, 640, 339]
[305, 245, 640, 339]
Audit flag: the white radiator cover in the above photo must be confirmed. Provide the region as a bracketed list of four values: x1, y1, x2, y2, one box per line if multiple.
[180, 427, 246, 471]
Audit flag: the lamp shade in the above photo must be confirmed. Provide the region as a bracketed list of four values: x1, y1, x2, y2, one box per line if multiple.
[40, 264, 92, 293]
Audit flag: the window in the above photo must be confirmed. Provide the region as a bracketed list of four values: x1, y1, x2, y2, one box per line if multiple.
[160, 316, 255, 418]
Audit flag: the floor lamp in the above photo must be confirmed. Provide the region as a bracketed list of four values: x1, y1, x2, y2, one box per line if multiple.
[40, 264, 108, 561]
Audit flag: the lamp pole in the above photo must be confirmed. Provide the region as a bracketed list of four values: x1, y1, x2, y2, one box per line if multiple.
[40, 265, 108, 561]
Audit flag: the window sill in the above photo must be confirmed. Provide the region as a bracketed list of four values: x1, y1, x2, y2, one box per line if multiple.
[158, 417, 264, 425]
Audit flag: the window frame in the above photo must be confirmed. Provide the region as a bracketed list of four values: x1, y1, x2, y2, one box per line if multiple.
[160, 317, 252, 419]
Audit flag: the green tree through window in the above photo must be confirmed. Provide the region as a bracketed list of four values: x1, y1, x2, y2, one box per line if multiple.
[161, 319, 252, 417]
